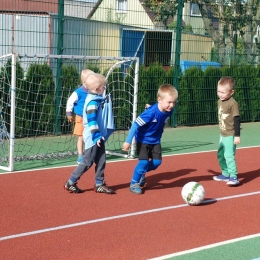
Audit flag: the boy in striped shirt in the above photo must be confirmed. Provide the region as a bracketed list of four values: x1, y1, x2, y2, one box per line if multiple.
[64, 73, 115, 194]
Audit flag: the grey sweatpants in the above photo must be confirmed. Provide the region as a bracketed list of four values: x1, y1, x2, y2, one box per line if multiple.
[70, 142, 106, 183]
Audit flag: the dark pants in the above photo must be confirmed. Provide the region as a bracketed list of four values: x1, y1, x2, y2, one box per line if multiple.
[71, 142, 106, 183]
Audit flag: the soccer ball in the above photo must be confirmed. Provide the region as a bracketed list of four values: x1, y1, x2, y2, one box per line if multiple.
[181, 182, 205, 206]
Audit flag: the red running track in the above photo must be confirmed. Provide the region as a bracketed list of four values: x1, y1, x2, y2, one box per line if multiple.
[0, 147, 260, 259]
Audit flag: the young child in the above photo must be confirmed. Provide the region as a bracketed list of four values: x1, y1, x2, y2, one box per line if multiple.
[213, 76, 240, 186]
[122, 84, 178, 194]
[66, 69, 94, 164]
[64, 73, 115, 194]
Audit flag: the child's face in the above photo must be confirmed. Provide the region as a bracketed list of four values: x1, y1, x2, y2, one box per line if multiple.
[217, 84, 234, 101]
[158, 93, 177, 112]
[95, 84, 106, 95]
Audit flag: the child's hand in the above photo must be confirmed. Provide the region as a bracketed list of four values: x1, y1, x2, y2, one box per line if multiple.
[234, 136, 240, 145]
[122, 142, 130, 151]
[67, 116, 73, 123]
[97, 137, 105, 147]
[145, 104, 151, 109]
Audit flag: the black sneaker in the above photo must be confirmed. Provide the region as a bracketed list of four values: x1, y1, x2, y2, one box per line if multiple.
[94, 183, 115, 194]
[64, 181, 83, 193]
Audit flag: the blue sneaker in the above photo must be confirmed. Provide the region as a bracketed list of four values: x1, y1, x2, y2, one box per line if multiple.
[227, 177, 240, 186]
[139, 174, 146, 188]
[129, 183, 142, 194]
[213, 174, 229, 182]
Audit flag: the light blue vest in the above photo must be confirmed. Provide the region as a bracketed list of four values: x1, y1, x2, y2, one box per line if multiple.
[83, 93, 114, 149]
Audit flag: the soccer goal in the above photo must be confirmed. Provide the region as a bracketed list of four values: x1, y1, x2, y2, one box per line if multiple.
[0, 53, 139, 172]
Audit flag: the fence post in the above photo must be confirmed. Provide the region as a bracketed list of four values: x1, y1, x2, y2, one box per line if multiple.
[172, 0, 184, 127]
[55, 0, 64, 135]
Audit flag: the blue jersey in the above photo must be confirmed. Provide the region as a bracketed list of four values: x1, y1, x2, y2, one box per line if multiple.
[66, 86, 88, 117]
[126, 103, 173, 145]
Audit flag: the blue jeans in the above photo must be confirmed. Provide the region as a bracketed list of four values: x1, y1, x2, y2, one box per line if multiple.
[217, 135, 238, 178]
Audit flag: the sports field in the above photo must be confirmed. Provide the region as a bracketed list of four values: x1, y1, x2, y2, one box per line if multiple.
[0, 122, 260, 259]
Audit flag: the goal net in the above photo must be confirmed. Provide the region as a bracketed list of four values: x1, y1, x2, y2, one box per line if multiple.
[0, 53, 139, 172]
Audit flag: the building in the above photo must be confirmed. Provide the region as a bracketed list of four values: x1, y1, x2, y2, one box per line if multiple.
[0, 0, 96, 19]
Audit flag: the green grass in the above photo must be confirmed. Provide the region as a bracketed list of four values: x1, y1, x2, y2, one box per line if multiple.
[1, 122, 260, 172]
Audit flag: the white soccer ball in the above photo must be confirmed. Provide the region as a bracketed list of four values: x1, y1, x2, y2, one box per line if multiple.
[181, 182, 205, 206]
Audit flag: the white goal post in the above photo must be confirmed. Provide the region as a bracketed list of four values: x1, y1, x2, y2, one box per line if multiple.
[0, 53, 139, 172]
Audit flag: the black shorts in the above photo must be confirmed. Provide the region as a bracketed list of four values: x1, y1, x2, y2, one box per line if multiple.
[136, 142, 162, 160]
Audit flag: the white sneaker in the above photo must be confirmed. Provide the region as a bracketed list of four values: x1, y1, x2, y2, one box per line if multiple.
[227, 177, 240, 186]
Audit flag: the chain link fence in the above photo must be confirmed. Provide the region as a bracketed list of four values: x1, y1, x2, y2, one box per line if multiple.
[1, 0, 260, 127]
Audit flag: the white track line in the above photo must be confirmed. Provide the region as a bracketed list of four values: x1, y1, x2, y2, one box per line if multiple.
[1, 190, 260, 242]
[149, 233, 260, 259]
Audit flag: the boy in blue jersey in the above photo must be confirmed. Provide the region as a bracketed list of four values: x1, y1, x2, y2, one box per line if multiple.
[66, 69, 93, 164]
[122, 84, 178, 194]
[64, 73, 115, 194]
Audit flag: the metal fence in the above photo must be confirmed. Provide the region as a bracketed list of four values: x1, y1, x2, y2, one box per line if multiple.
[1, 0, 260, 127]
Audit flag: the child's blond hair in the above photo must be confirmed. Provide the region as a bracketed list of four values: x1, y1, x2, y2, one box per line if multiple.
[84, 73, 106, 91]
[81, 69, 94, 86]
[157, 84, 178, 99]
[218, 76, 235, 91]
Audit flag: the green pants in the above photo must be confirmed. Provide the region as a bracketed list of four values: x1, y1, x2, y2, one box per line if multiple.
[217, 135, 238, 178]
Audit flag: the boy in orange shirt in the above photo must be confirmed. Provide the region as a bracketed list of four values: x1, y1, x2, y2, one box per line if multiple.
[66, 69, 93, 164]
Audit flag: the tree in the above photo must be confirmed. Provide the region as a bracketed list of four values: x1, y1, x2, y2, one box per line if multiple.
[144, 0, 260, 63]
[201, 0, 260, 61]
[144, 0, 178, 27]
[168, 21, 193, 32]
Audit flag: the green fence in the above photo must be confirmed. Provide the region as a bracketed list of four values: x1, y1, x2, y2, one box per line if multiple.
[1, 58, 259, 134]
[1, 0, 260, 128]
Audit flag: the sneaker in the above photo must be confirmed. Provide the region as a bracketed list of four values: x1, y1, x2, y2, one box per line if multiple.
[227, 177, 240, 186]
[213, 174, 229, 182]
[129, 183, 142, 194]
[94, 183, 115, 194]
[77, 157, 83, 164]
[139, 174, 146, 188]
[64, 181, 83, 193]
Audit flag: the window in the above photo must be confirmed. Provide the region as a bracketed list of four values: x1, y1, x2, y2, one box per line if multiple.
[117, 0, 127, 13]
[190, 3, 201, 16]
